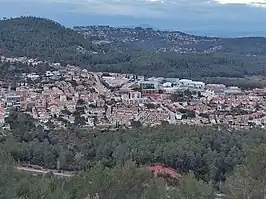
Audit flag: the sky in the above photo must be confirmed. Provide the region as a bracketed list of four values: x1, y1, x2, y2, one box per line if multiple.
[1, 0, 266, 36]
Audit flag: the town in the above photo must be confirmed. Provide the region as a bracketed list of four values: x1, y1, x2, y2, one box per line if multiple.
[1, 15, 266, 199]
[1, 55, 266, 130]
[74, 25, 222, 53]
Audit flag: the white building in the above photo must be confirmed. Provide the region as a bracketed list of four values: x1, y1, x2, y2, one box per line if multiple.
[179, 79, 205, 90]
[225, 86, 242, 95]
[122, 91, 147, 105]
[162, 82, 172, 88]
[175, 112, 183, 120]
[164, 78, 180, 84]
[139, 81, 160, 89]
[206, 84, 226, 95]
[27, 73, 40, 80]
[45, 71, 53, 77]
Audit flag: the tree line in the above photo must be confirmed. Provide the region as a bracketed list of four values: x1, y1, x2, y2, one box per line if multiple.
[2, 112, 266, 198]
[2, 110, 266, 198]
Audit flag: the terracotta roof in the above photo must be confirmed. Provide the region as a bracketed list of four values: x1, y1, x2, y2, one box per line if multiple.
[146, 164, 178, 178]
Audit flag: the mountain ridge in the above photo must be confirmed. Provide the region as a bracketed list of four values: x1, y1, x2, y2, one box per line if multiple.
[74, 25, 266, 55]
[73, 24, 266, 40]
[2, 16, 266, 79]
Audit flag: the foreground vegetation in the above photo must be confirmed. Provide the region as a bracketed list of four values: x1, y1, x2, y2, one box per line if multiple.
[0, 150, 215, 199]
[2, 111, 266, 198]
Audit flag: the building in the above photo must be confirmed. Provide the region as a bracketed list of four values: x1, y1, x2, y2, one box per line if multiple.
[139, 81, 159, 89]
[179, 79, 205, 90]
[148, 77, 164, 83]
[137, 76, 145, 81]
[45, 71, 54, 77]
[175, 112, 183, 120]
[5, 92, 21, 108]
[162, 82, 172, 88]
[128, 91, 141, 99]
[206, 84, 226, 95]
[122, 91, 147, 105]
[225, 86, 242, 95]
[27, 73, 40, 80]
[164, 78, 180, 84]
[140, 89, 161, 97]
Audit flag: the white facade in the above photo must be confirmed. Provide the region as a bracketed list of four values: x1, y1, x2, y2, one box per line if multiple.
[225, 87, 242, 95]
[129, 91, 141, 99]
[27, 73, 40, 80]
[179, 79, 205, 89]
[45, 71, 53, 77]
[165, 78, 180, 83]
[162, 82, 172, 88]
[122, 91, 147, 105]
[175, 112, 183, 120]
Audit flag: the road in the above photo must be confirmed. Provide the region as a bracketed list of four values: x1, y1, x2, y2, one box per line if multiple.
[92, 72, 111, 95]
[17, 166, 74, 178]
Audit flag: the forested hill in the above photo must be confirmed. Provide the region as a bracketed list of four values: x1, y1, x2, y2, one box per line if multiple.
[2, 16, 266, 79]
[74, 25, 266, 55]
[0, 16, 96, 62]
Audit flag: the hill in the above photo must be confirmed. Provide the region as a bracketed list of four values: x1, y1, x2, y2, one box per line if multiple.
[0, 16, 96, 63]
[2, 17, 266, 80]
[74, 25, 266, 55]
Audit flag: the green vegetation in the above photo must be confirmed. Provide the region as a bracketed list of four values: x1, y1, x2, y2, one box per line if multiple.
[2, 17, 266, 80]
[0, 16, 94, 63]
[2, 111, 266, 198]
[4, 111, 266, 182]
[0, 151, 215, 199]
[0, 61, 53, 80]
[2, 17, 266, 197]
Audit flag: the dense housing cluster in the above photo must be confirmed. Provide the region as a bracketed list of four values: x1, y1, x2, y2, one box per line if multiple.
[1, 55, 266, 131]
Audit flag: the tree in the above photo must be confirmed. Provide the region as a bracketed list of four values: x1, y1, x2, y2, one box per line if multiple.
[74, 115, 87, 126]
[225, 144, 266, 199]
[0, 149, 16, 199]
[16, 175, 70, 199]
[5, 110, 36, 139]
[225, 165, 255, 199]
[246, 144, 266, 198]
[130, 120, 142, 128]
[178, 173, 214, 199]
[70, 161, 154, 199]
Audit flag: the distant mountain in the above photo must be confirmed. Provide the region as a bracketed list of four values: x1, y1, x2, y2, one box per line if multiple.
[2, 16, 266, 79]
[137, 24, 155, 29]
[117, 24, 155, 29]
[74, 25, 266, 55]
[186, 30, 266, 38]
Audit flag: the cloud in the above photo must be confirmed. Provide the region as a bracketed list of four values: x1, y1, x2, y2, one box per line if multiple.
[216, 0, 266, 6]
[1, 0, 266, 18]
[1, 0, 266, 36]
[41, 0, 266, 19]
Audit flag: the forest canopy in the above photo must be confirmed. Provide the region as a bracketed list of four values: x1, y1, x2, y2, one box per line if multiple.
[2, 117, 266, 198]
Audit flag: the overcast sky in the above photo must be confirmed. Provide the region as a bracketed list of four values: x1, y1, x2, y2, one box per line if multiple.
[1, 0, 266, 36]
